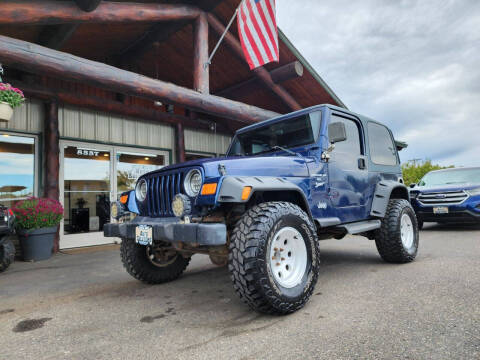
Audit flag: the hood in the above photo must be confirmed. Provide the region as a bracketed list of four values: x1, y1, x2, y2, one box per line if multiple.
[152, 155, 309, 178]
[412, 183, 480, 193]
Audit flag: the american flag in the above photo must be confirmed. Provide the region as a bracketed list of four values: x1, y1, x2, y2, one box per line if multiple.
[237, 0, 279, 70]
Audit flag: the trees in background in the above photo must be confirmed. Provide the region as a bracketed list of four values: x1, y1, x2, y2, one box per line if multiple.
[401, 160, 454, 185]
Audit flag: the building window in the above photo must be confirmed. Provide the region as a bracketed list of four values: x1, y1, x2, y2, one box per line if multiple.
[116, 151, 165, 194]
[0, 133, 36, 208]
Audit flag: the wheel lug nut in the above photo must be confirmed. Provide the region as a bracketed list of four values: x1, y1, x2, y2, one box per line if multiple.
[274, 247, 278, 251]
[276, 263, 280, 266]
[280, 248, 284, 252]
[272, 256, 276, 260]
[281, 257, 285, 261]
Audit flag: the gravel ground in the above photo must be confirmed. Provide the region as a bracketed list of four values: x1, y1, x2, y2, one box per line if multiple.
[0, 223, 479, 360]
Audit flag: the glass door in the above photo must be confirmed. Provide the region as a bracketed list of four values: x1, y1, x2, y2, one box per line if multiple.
[60, 141, 113, 248]
[59, 141, 170, 249]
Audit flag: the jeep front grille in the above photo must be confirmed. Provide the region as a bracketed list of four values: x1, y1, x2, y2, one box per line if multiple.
[417, 190, 468, 206]
[145, 172, 184, 217]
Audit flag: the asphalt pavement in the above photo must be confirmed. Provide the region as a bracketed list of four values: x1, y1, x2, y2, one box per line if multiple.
[1, 223, 479, 360]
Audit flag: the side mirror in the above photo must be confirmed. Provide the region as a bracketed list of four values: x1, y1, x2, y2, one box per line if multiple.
[328, 122, 347, 144]
[409, 183, 416, 188]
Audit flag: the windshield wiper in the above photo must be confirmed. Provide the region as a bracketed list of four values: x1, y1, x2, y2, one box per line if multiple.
[271, 146, 298, 156]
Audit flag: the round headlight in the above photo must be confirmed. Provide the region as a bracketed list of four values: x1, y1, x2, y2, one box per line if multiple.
[135, 179, 148, 202]
[184, 169, 202, 197]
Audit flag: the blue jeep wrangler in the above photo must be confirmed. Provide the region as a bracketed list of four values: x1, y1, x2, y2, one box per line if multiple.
[104, 104, 419, 314]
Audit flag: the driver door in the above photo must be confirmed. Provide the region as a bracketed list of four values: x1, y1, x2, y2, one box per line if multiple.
[327, 114, 369, 223]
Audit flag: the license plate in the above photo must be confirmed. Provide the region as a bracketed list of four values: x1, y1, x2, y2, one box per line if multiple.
[135, 225, 153, 246]
[433, 206, 449, 214]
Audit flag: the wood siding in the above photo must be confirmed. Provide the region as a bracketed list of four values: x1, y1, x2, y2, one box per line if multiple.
[185, 128, 231, 155]
[58, 105, 175, 150]
[0, 98, 43, 133]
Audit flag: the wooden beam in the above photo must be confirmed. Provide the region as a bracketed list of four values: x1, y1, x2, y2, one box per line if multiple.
[270, 61, 304, 84]
[216, 61, 304, 99]
[74, 0, 102, 12]
[37, 24, 79, 50]
[0, 1, 201, 26]
[207, 14, 302, 111]
[43, 100, 60, 252]
[116, 20, 190, 61]
[16, 81, 234, 134]
[193, 12, 209, 94]
[0, 36, 279, 123]
[117, 0, 223, 63]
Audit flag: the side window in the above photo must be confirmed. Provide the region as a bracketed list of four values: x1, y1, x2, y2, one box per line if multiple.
[368, 122, 398, 166]
[329, 115, 362, 155]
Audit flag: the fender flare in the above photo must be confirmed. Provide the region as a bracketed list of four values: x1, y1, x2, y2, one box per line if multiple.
[370, 181, 410, 218]
[217, 176, 313, 220]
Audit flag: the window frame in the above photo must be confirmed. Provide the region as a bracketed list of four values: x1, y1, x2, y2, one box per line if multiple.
[0, 130, 39, 203]
[367, 122, 399, 166]
[329, 112, 365, 156]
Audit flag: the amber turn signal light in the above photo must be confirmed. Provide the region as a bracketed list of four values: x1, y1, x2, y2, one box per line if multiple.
[201, 183, 218, 195]
[120, 194, 129, 204]
[241, 186, 252, 201]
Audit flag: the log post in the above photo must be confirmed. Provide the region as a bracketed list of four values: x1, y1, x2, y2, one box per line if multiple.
[44, 100, 60, 252]
[207, 14, 302, 111]
[175, 122, 186, 163]
[193, 12, 209, 94]
[0, 35, 279, 123]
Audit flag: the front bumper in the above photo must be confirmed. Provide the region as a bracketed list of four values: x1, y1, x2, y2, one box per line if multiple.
[413, 197, 480, 223]
[104, 217, 227, 246]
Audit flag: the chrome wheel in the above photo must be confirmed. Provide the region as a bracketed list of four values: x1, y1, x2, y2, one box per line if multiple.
[400, 213, 414, 248]
[269, 226, 307, 289]
[146, 246, 178, 268]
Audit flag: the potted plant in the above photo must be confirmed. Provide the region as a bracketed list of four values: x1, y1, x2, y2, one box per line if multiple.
[12, 198, 63, 261]
[0, 83, 25, 122]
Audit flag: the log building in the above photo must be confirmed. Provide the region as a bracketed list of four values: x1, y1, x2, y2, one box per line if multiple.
[0, 0, 345, 250]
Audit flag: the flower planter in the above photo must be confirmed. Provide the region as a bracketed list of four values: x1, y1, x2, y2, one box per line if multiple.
[18, 226, 57, 262]
[0, 101, 13, 122]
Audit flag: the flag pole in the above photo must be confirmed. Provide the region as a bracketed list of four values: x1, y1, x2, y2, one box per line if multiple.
[204, 3, 241, 69]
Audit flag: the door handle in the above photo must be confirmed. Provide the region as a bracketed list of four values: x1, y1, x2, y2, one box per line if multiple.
[358, 158, 366, 170]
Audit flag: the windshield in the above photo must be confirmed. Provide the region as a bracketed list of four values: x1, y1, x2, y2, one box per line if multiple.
[418, 168, 480, 186]
[227, 111, 322, 156]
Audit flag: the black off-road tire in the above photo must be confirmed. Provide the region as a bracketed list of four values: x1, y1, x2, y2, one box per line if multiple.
[120, 238, 190, 284]
[0, 238, 15, 273]
[229, 202, 320, 315]
[374, 199, 419, 263]
[417, 218, 424, 230]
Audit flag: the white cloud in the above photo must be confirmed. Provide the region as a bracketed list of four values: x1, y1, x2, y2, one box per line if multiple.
[277, 0, 480, 166]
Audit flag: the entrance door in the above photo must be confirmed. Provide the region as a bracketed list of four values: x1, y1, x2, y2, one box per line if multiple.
[60, 142, 113, 249]
[59, 141, 170, 249]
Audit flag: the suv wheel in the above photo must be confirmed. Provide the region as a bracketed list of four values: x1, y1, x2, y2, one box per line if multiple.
[121, 239, 190, 284]
[229, 202, 320, 314]
[374, 199, 419, 263]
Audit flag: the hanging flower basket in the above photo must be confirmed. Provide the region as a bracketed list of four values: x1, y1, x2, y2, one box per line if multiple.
[0, 83, 25, 122]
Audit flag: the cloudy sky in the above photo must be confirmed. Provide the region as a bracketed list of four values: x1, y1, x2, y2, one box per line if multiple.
[277, 0, 480, 167]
